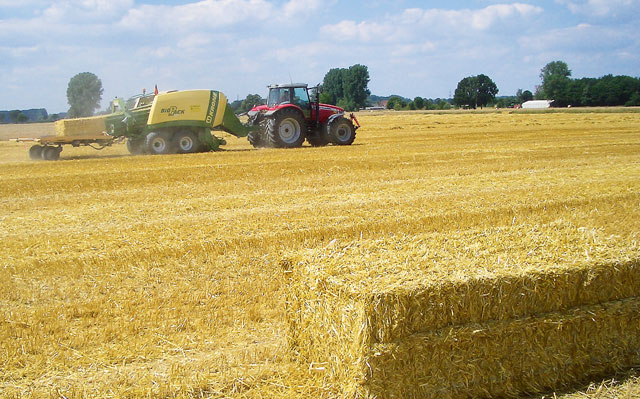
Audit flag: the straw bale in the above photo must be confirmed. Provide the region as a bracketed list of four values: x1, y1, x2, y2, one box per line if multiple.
[54, 115, 107, 137]
[286, 222, 640, 397]
[363, 297, 640, 398]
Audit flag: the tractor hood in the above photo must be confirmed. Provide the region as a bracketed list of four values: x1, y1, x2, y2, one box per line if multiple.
[317, 103, 344, 113]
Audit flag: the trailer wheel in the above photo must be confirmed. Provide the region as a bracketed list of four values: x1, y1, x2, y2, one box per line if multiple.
[174, 131, 201, 153]
[41, 146, 61, 161]
[29, 145, 44, 160]
[126, 138, 145, 155]
[145, 132, 173, 155]
[266, 108, 306, 148]
[328, 117, 356, 146]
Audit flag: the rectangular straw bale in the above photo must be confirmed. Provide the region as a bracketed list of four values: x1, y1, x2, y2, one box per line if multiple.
[285, 223, 640, 398]
[363, 297, 640, 399]
[54, 115, 107, 137]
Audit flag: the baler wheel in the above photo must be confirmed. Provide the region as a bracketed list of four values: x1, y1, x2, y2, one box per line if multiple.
[266, 108, 306, 148]
[174, 131, 201, 153]
[29, 145, 44, 160]
[145, 132, 173, 155]
[126, 138, 145, 155]
[328, 117, 356, 146]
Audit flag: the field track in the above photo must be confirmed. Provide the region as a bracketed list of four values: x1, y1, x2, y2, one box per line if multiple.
[1, 110, 639, 398]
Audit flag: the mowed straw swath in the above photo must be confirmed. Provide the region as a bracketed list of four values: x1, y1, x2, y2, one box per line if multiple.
[54, 115, 108, 137]
[286, 221, 640, 398]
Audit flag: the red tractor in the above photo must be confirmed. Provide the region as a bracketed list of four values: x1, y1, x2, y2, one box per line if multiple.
[246, 83, 360, 148]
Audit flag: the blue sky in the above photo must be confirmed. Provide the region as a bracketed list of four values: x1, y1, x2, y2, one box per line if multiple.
[1, 0, 639, 112]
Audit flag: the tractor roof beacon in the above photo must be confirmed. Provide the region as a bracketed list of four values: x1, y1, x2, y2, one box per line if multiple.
[246, 83, 360, 148]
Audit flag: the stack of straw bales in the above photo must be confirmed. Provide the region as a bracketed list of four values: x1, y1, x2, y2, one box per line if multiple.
[54, 115, 107, 137]
[286, 223, 640, 398]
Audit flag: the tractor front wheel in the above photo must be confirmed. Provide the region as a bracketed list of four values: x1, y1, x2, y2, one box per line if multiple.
[145, 132, 173, 155]
[328, 117, 356, 146]
[248, 130, 267, 148]
[266, 108, 306, 148]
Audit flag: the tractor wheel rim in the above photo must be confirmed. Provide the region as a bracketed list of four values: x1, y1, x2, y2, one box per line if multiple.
[279, 118, 300, 143]
[153, 138, 167, 152]
[179, 136, 193, 151]
[336, 125, 350, 141]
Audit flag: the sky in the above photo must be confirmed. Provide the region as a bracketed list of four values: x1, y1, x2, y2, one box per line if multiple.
[1, 0, 639, 113]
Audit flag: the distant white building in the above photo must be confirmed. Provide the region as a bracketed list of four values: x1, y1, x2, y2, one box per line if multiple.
[522, 100, 554, 109]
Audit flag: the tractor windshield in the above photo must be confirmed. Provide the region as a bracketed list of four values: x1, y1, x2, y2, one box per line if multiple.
[267, 87, 311, 109]
[268, 87, 294, 107]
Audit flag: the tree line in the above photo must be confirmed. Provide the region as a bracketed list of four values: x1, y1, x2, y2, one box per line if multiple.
[385, 96, 452, 111]
[536, 61, 640, 107]
[9, 60, 639, 125]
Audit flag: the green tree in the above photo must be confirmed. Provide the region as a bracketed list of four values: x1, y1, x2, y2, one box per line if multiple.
[341, 64, 371, 111]
[454, 76, 476, 108]
[9, 110, 20, 123]
[414, 96, 424, 109]
[454, 75, 498, 109]
[475, 74, 499, 108]
[238, 94, 263, 113]
[386, 96, 406, 110]
[321, 68, 346, 105]
[626, 92, 640, 106]
[539, 61, 571, 105]
[17, 113, 29, 123]
[516, 89, 533, 103]
[67, 72, 103, 117]
[321, 64, 370, 111]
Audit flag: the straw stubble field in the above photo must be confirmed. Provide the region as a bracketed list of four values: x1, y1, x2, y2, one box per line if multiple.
[1, 110, 639, 398]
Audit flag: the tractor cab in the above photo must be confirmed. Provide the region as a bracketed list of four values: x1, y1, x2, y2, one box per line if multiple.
[267, 84, 313, 119]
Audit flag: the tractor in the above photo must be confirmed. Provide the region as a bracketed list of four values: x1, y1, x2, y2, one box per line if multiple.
[246, 83, 359, 148]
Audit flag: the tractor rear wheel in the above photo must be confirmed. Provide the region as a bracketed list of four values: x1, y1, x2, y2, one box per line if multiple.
[328, 117, 356, 146]
[126, 138, 145, 155]
[174, 131, 202, 153]
[145, 131, 173, 155]
[29, 145, 43, 160]
[266, 108, 306, 148]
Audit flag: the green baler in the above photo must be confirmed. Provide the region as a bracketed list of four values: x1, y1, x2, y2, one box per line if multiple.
[106, 89, 259, 155]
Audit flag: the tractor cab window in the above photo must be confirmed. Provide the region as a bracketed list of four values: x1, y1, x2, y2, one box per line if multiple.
[293, 87, 310, 109]
[268, 88, 295, 106]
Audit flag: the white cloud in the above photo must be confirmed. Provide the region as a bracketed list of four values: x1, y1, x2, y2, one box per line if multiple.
[43, 0, 134, 22]
[119, 0, 325, 32]
[518, 23, 632, 53]
[320, 3, 543, 42]
[282, 0, 332, 18]
[120, 0, 271, 31]
[556, 0, 640, 18]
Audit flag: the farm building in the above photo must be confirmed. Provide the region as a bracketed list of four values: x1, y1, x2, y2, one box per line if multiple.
[522, 100, 554, 109]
